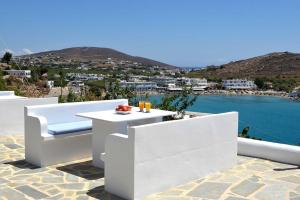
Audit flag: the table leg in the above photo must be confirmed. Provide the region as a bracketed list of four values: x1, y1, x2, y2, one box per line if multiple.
[92, 120, 127, 168]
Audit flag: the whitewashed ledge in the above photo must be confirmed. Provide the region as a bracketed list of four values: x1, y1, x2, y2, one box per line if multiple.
[186, 111, 300, 166]
[238, 137, 300, 166]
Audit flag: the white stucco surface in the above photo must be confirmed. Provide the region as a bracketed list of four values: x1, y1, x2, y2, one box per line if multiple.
[0, 97, 58, 135]
[104, 112, 238, 200]
[78, 107, 174, 168]
[25, 99, 128, 167]
[238, 137, 300, 165]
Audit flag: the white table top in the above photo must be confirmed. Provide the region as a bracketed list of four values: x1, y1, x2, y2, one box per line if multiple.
[77, 107, 176, 122]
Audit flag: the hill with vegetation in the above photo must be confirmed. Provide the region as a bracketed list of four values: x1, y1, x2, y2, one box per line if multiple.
[189, 52, 300, 79]
[19, 47, 176, 69]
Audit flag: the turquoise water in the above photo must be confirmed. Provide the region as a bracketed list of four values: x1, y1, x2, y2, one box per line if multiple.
[150, 95, 300, 145]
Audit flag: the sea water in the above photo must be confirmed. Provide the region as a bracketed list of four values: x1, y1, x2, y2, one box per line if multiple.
[150, 95, 300, 145]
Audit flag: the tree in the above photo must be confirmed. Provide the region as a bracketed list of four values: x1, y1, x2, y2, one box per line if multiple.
[239, 126, 262, 140]
[155, 86, 197, 119]
[1, 52, 12, 64]
[67, 90, 77, 102]
[58, 70, 67, 97]
[254, 78, 265, 89]
[0, 69, 6, 90]
[104, 80, 137, 105]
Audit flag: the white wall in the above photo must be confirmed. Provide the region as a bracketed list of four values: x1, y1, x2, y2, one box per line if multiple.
[0, 97, 58, 135]
[238, 137, 300, 166]
[105, 112, 238, 200]
[0, 91, 15, 96]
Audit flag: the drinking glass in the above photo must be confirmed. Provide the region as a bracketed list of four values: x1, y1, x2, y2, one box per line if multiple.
[139, 101, 145, 112]
[145, 102, 151, 113]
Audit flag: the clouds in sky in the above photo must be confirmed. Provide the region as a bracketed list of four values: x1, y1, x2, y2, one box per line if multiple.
[1, 48, 34, 56]
[22, 48, 33, 54]
[2, 48, 14, 54]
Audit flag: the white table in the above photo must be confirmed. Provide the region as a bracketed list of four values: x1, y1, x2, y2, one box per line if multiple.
[77, 107, 176, 168]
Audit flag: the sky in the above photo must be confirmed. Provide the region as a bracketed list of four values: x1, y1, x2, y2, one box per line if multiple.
[0, 0, 300, 67]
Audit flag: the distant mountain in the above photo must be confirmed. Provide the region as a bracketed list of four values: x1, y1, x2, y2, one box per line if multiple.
[20, 47, 176, 68]
[189, 52, 300, 79]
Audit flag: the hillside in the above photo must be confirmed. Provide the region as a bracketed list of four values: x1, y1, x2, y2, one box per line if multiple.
[189, 52, 300, 79]
[19, 47, 176, 68]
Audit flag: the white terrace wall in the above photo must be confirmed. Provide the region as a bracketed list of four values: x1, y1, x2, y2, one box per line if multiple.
[0, 97, 58, 135]
[0, 91, 15, 96]
[104, 112, 238, 200]
[238, 137, 300, 166]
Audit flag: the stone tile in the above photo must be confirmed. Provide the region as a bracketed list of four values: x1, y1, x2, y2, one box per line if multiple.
[291, 197, 300, 200]
[0, 187, 29, 199]
[48, 170, 65, 177]
[254, 184, 291, 200]
[294, 185, 300, 193]
[15, 185, 49, 199]
[42, 176, 65, 183]
[159, 189, 184, 196]
[2, 135, 300, 200]
[0, 177, 8, 185]
[290, 192, 300, 198]
[188, 182, 231, 199]
[65, 173, 80, 182]
[56, 183, 85, 190]
[231, 179, 264, 197]
[4, 143, 23, 149]
[44, 193, 65, 199]
[225, 196, 248, 200]
[279, 175, 300, 184]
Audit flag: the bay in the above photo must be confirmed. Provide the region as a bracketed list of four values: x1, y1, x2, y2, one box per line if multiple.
[150, 95, 300, 145]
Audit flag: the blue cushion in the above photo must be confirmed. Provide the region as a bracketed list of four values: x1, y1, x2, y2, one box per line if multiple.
[48, 121, 92, 135]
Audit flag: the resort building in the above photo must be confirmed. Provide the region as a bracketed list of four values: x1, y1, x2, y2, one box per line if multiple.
[149, 76, 176, 87]
[70, 80, 84, 87]
[222, 79, 257, 90]
[67, 73, 103, 81]
[191, 78, 208, 87]
[176, 77, 208, 88]
[120, 81, 157, 91]
[167, 83, 183, 91]
[4, 69, 31, 78]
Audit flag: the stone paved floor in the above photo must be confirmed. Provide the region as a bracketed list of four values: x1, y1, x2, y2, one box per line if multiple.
[1, 135, 300, 200]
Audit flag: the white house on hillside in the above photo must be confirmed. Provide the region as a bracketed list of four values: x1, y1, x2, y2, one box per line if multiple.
[222, 79, 257, 90]
[4, 70, 31, 78]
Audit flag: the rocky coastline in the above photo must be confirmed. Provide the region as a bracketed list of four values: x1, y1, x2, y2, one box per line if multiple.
[142, 89, 289, 98]
[194, 90, 288, 97]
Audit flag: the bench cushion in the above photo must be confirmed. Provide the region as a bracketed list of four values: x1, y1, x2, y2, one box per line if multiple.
[48, 121, 92, 135]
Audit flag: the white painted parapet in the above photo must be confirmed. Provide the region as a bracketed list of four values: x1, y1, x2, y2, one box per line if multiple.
[104, 112, 238, 200]
[238, 137, 300, 166]
[0, 97, 58, 135]
[0, 91, 15, 96]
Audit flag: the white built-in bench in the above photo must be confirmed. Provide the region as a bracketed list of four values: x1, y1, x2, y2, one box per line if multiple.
[103, 112, 238, 200]
[25, 99, 128, 167]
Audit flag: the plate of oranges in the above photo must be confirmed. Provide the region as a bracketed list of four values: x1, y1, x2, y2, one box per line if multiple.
[115, 105, 132, 114]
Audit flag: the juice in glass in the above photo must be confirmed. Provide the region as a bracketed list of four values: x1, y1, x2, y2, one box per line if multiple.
[145, 102, 151, 112]
[139, 101, 145, 112]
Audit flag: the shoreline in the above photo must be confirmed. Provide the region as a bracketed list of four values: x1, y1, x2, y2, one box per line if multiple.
[137, 90, 290, 98]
